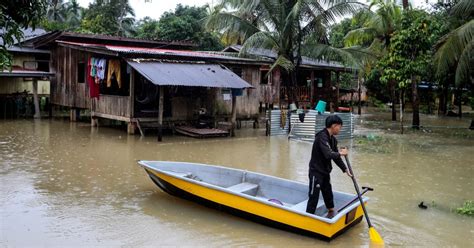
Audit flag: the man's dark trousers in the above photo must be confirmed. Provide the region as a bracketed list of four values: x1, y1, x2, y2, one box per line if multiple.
[306, 172, 334, 214]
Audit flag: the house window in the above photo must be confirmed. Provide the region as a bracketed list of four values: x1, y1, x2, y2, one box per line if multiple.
[260, 70, 269, 84]
[77, 62, 85, 83]
[230, 67, 243, 78]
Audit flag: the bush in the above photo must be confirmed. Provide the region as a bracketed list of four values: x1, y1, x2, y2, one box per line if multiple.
[455, 201, 474, 217]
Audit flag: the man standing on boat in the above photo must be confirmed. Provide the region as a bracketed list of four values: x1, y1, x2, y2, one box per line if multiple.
[306, 115, 353, 217]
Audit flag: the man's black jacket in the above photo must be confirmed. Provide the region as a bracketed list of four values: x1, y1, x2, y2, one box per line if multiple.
[309, 129, 347, 176]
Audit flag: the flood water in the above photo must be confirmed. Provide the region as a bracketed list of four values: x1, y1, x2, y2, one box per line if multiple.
[1, 115, 473, 247]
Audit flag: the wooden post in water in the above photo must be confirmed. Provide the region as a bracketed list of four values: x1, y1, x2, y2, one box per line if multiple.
[32, 79, 41, 118]
[157, 86, 164, 142]
[357, 77, 362, 115]
[335, 71, 340, 111]
[231, 94, 237, 137]
[128, 69, 136, 135]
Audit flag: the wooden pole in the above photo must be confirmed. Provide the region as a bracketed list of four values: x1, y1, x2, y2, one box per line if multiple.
[335, 71, 340, 111]
[32, 79, 41, 119]
[157, 86, 164, 142]
[400, 89, 404, 134]
[128, 69, 136, 135]
[310, 70, 315, 107]
[231, 93, 237, 137]
[130, 69, 135, 118]
[358, 77, 362, 115]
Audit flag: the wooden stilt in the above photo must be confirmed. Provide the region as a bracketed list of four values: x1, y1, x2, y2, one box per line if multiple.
[136, 119, 144, 137]
[32, 79, 40, 119]
[127, 122, 136, 135]
[157, 86, 164, 142]
[70, 108, 76, 122]
[231, 94, 237, 137]
[335, 71, 340, 111]
[91, 117, 98, 127]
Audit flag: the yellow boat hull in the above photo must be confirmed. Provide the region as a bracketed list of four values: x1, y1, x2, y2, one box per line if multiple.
[145, 168, 365, 240]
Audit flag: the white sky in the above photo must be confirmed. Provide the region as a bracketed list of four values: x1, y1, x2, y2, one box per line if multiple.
[77, 0, 438, 20]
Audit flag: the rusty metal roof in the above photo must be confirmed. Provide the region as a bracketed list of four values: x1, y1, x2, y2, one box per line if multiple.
[127, 60, 253, 89]
[57, 41, 266, 64]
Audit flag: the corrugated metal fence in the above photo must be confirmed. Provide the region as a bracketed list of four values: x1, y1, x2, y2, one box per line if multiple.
[267, 110, 289, 136]
[267, 110, 354, 141]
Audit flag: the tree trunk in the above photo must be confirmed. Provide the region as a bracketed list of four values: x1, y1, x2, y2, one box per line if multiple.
[457, 87, 463, 118]
[390, 80, 396, 121]
[438, 85, 448, 115]
[358, 77, 362, 115]
[32, 79, 41, 119]
[412, 76, 420, 129]
[402, 0, 409, 9]
[400, 89, 404, 134]
[335, 71, 340, 111]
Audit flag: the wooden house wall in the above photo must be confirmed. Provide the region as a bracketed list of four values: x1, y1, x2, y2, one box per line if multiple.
[50, 46, 90, 108]
[51, 45, 131, 120]
[211, 65, 281, 119]
[0, 54, 50, 95]
[93, 95, 131, 118]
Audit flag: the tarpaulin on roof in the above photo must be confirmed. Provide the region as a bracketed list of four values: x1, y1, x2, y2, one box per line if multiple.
[127, 61, 253, 89]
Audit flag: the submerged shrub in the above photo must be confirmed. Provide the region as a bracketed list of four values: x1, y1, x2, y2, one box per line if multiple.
[455, 201, 474, 217]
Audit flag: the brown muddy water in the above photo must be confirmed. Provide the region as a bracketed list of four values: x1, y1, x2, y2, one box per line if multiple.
[1, 116, 473, 247]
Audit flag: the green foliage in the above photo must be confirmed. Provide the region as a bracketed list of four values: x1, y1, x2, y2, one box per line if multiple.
[206, 0, 366, 82]
[0, 0, 47, 70]
[329, 10, 372, 49]
[354, 134, 392, 153]
[134, 5, 223, 51]
[79, 0, 135, 36]
[455, 200, 474, 216]
[378, 10, 438, 89]
[368, 96, 386, 109]
[135, 17, 159, 39]
[41, 0, 83, 31]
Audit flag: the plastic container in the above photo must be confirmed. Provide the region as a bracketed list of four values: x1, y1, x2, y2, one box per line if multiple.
[315, 100, 327, 113]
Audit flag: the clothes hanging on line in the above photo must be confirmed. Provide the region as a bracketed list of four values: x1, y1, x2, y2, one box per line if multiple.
[88, 56, 100, 98]
[107, 59, 121, 88]
[90, 57, 97, 77]
[96, 58, 106, 80]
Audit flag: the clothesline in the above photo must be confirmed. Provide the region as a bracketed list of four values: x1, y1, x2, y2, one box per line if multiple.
[87, 56, 123, 99]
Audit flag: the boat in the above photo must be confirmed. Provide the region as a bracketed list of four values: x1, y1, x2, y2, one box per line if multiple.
[138, 161, 368, 240]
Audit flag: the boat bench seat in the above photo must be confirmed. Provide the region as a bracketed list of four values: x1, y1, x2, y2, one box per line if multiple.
[167, 171, 193, 178]
[227, 182, 259, 194]
[291, 199, 325, 212]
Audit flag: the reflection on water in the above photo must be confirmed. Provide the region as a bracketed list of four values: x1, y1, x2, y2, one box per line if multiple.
[1, 117, 473, 246]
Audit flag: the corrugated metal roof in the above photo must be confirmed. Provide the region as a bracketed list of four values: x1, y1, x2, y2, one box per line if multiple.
[57, 41, 262, 63]
[223, 45, 350, 70]
[0, 66, 53, 78]
[0, 27, 47, 46]
[127, 60, 253, 89]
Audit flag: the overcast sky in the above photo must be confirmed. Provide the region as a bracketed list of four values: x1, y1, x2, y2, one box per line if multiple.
[77, 0, 437, 20]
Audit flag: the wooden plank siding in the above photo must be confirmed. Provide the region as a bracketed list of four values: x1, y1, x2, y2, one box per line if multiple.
[51, 46, 91, 108]
[51, 45, 132, 121]
[212, 65, 281, 119]
[94, 95, 130, 118]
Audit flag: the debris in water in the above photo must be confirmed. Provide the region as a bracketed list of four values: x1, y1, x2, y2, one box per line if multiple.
[418, 201, 428, 209]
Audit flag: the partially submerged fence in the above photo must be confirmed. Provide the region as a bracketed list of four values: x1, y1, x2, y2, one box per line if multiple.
[266, 110, 354, 141]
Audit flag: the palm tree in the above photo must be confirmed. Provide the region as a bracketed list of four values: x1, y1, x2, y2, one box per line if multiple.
[47, 0, 67, 22]
[344, 0, 402, 121]
[64, 0, 82, 28]
[206, 0, 366, 106]
[114, 0, 136, 36]
[434, 0, 473, 117]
